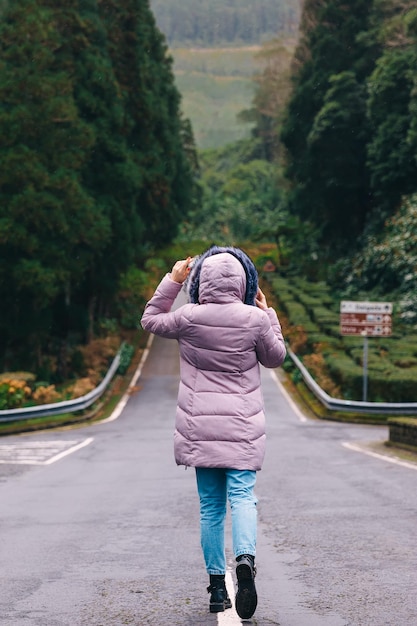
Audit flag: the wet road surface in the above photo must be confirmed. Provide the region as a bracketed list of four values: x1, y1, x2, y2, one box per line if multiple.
[1, 326, 417, 625]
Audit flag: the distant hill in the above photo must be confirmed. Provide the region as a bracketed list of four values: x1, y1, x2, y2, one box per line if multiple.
[151, 0, 300, 47]
[172, 47, 259, 149]
[150, 0, 301, 149]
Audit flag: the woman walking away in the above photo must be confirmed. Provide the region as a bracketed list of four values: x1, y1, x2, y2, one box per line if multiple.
[141, 246, 286, 619]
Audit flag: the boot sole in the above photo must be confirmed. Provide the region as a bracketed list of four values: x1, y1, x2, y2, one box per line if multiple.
[236, 562, 257, 619]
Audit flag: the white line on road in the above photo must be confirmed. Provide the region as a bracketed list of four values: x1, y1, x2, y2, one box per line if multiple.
[0, 438, 93, 465]
[342, 441, 417, 471]
[100, 333, 155, 425]
[218, 569, 239, 625]
[269, 369, 308, 423]
[43, 437, 94, 465]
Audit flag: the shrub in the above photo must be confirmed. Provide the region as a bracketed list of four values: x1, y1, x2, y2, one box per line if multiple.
[286, 325, 308, 353]
[393, 357, 417, 368]
[297, 293, 323, 309]
[368, 369, 417, 402]
[98, 318, 119, 336]
[118, 342, 135, 375]
[282, 358, 295, 373]
[327, 324, 343, 338]
[0, 378, 32, 410]
[311, 306, 339, 325]
[254, 250, 280, 271]
[323, 353, 364, 399]
[283, 301, 312, 327]
[0, 371, 35, 383]
[302, 353, 341, 396]
[32, 385, 62, 404]
[311, 337, 340, 354]
[66, 378, 95, 399]
[79, 337, 119, 384]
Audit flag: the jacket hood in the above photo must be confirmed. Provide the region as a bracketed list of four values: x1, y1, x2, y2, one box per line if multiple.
[188, 246, 258, 306]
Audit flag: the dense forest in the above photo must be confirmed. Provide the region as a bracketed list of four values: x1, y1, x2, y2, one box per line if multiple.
[2, 0, 417, 406]
[0, 0, 198, 377]
[184, 0, 417, 325]
[280, 0, 417, 307]
[151, 0, 301, 46]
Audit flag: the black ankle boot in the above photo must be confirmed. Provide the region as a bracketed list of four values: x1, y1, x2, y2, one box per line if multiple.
[207, 575, 232, 613]
[235, 554, 257, 619]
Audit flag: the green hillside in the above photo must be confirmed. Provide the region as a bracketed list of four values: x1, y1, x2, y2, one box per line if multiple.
[173, 47, 259, 148]
[150, 0, 301, 149]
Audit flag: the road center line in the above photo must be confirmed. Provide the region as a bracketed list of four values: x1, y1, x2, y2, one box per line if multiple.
[218, 569, 240, 625]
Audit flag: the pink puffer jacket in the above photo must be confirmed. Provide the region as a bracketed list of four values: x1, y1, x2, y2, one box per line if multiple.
[141, 253, 286, 470]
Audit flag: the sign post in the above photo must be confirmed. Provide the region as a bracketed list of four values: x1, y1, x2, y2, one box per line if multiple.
[340, 301, 393, 402]
[362, 335, 368, 402]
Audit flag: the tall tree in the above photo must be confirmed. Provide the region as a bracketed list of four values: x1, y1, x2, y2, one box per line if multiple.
[43, 0, 145, 339]
[366, 0, 417, 222]
[0, 0, 109, 368]
[99, 0, 196, 249]
[240, 38, 295, 162]
[0, 0, 198, 372]
[305, 71, 370, 244]
[281, 0, 376, 253]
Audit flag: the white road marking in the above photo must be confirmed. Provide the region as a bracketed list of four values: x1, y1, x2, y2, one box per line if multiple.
[0, 438, 93, 465]
[342, 442, 417, 471]
[269, 369, 308, 423]
[218, 568, 240, 625]
[100, 333, 155, 424]
[43, 437, 93, 464]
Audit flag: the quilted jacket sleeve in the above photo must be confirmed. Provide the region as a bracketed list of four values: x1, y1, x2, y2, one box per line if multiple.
[140, 274, 184, 339]
[255, 308, 286, 368]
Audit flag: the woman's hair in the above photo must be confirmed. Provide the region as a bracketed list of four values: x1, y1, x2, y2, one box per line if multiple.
[188, 245, 258, 306]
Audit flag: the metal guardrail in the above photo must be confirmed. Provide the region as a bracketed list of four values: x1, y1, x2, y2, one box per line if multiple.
[0, 351, 121, 423]
[2, 341, 415, 423]
[287, 347, 417, 416]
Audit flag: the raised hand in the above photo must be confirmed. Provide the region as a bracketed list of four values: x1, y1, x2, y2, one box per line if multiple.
[255, 287, 268, 310]
[171, 257, 192, 284]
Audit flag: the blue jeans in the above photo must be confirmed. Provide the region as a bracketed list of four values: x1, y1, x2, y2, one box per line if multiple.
[195, 468, 258, 575]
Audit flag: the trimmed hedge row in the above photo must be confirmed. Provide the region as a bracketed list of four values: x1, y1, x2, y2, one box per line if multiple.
[267, 273, 417, 403]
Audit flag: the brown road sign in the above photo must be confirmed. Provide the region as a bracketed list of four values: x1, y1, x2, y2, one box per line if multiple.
[340, 301, 392, 336]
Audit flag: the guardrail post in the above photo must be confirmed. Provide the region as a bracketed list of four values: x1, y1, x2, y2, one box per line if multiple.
[362, 334, 368, 402]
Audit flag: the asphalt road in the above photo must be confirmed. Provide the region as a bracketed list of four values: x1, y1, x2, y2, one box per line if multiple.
[1, 328, 417, 625]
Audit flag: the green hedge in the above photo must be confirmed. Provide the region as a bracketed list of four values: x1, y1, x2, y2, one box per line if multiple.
[282, 300, 312, 326]
[325, 353, 364, 399]
[311, 306, 339, 326]
[266, 272, 417, 403]
[306, 333, 339, 349]
[369, 369, 417, 402]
